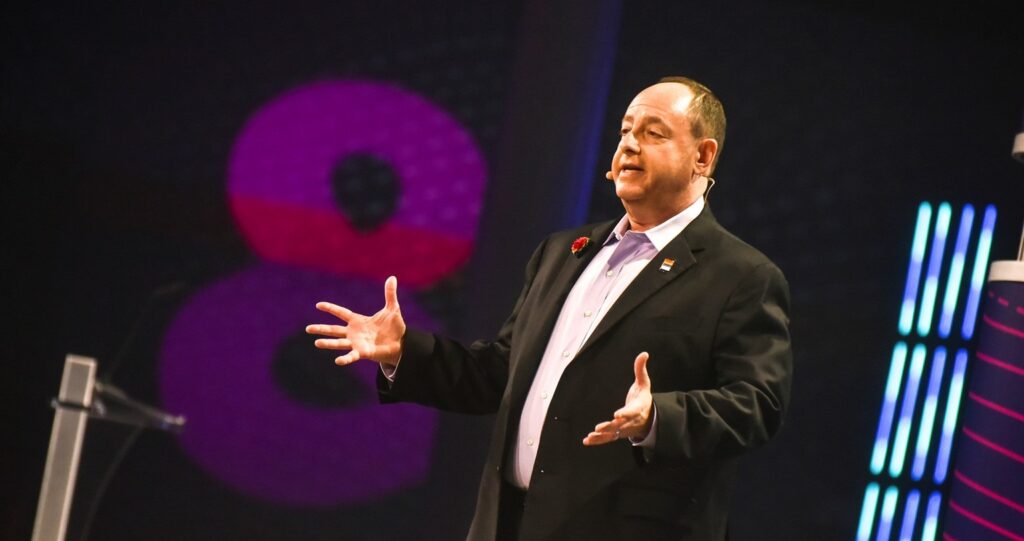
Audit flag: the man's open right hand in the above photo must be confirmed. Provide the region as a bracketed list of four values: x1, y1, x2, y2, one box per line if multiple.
[306, 276, 406, 368]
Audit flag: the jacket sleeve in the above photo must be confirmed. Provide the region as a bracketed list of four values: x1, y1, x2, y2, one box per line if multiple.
[648, 261, 793, 463]
[376, 236, 549, 414]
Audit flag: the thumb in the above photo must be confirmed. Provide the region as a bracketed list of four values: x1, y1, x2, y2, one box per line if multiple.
[633, 352, 651, 389]
[384, 276, 400, 310]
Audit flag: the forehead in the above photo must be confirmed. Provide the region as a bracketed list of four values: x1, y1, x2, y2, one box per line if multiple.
[622, 83, 694, 124]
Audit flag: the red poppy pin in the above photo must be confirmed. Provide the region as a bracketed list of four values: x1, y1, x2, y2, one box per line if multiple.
[570, 236, 591, 257]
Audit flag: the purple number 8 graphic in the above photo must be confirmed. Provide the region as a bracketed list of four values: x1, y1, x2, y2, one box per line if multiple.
[158, 80, 486, 505]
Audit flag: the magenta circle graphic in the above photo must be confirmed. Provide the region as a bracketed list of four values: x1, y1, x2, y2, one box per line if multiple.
[160, 79, 487, 506]
[159, 263, 440, 505]
[226, 80, 486, 287]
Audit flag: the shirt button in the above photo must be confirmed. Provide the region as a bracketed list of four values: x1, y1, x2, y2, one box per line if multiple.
[527, 439, 535, 446]
[541, 392, 548, 399]
[606, 270, 615, 277]
[562, 351, 570, 358]
[583, 310, 592, 317]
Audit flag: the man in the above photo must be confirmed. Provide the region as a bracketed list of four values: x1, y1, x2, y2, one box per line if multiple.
[306, 77, 792, 540]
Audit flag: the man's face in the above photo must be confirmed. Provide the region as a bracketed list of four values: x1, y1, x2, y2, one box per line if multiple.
[609, 83, 702, 208]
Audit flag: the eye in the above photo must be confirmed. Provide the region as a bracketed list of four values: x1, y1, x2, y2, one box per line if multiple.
[648, 129, 664, 138]
[619, 127, 630, 136]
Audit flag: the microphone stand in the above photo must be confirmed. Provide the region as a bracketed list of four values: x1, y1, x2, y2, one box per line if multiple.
[31, 355, 186, 541]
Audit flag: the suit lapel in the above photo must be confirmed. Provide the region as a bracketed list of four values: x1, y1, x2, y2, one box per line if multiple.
[507, 220, 617, 404]
[576, 207, 716, 356]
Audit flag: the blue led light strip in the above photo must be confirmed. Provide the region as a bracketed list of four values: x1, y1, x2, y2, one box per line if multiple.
[900, 203, 933, 336]
[876, 486, 900, 541]
[899, 489, 921, 541]
[917, 203, 951, 337]
[890, 344, 927, 477]
[961, 205, 997, 340]
[938, 205, 974, 338]
[934, 349, 968, 484]
[911, 347, 947, 480]
[871, 342, 909, 475]
[857, 483, 881, 541]
[921, 491, 942, 541]
[857, 202, 997, 541]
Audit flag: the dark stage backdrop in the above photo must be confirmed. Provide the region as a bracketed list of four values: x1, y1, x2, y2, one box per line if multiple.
[589, 4, 1024, 539]
[3, 2, 1022, 540]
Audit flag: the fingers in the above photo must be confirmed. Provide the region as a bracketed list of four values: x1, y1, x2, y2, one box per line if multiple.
[584, 417, 648, 446]
[335, 350, 361, 366]
[583, 432, 616, 446]
[614, 406, 639, 420]
[584, 400, 651, 446]
[633, 351, 650, 389]
[316, 302, 355, 321]
[383, 276, 399, 310]
[583, 419, 623, 446]
[313, 338, 352, 350]
[305, 324, 347, 337]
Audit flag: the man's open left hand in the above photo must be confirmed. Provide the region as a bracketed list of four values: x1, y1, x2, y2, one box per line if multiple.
[583, 352, 653, 446]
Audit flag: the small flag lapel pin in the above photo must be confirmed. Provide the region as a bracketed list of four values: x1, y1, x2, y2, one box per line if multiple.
[659, 258, 675, 272]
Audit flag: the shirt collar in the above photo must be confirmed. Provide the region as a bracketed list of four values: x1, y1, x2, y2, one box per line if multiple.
[604, 196, 706, 251]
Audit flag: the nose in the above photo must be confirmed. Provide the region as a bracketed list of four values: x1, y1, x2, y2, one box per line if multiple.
[620, 130, 639, 154]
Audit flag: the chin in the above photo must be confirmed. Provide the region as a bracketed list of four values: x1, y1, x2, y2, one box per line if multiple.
[614, 183, 644, 202]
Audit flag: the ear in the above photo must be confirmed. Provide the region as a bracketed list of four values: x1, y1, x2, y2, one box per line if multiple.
[695, 138, 719, 175]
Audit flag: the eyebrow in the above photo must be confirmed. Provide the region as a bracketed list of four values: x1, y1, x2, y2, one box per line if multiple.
[621, 115, 671, 129]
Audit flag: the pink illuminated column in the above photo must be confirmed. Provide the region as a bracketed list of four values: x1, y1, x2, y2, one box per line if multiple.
[942, 260, 1024, 540]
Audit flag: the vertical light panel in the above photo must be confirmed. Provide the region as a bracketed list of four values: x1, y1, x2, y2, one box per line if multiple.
[857, 482, 882, 541]
[921, 491, 942, 541]
[911, 347, 947, 480]
[890, 344, 927, 477]
[855, 201, 998, 541]
[900, 203, 933, 336]
[899, 489, 921, 541]
[876, 486, 900, 541]
[938, 205, 974, 338]
[961, 204, 997, 340]
[933, 349, 968, 484]
[917, 203, 951, 337]
[872, 342, 909, 475]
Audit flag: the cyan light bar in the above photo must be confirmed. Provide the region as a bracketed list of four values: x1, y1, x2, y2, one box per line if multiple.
[871, 342, 909, 475]
[921, 491, 942, 541]
[899, 489, 921, 541]
[912, 347, 947, 480]
[876, 486, 900, 541]
[938, 205, 974, 338]
[857, 482, 881, 541]
[856, 202, 999, 540]
[900, 203, 933, 336]
[934, 349, 968, 484]
[890, 344, 927, 477]
[961, 204, 997, 340]
[917, 203, 951, 337]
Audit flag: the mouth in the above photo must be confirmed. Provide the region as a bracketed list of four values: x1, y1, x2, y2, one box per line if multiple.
[618, 164, 644, 176]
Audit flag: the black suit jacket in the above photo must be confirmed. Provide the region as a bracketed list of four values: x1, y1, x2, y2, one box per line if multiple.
[378, 206, 793, 540]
